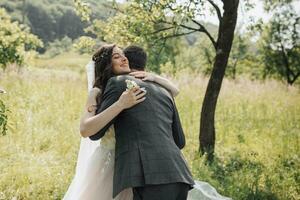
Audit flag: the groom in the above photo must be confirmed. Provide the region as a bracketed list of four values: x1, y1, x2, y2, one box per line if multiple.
[90, 46, 194, 200]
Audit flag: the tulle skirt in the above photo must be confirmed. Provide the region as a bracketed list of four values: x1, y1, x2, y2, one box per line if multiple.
[188, 181, 232, 200]
[63, 145, 232, 200]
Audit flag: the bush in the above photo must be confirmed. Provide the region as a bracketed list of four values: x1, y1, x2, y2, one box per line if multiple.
[45, 36, 73, 58]
[73, 36, 96, 54]
[0, 99, 8, 136]
[0, 8, 43, 70]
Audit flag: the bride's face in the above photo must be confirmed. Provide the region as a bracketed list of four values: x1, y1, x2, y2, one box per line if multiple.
[111, 47, 130, 75]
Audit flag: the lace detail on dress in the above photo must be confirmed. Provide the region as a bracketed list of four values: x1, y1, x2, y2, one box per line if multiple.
[100, 126, 116, 150]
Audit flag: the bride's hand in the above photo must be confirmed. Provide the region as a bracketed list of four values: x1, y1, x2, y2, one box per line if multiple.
[129, 71, 156, 82]
[117, 87, 146, 109]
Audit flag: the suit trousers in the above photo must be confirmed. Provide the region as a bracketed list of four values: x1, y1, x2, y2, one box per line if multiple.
[132, 182, 190, 200]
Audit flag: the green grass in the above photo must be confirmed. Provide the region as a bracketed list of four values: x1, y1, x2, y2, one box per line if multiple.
[0, 55, 299, 199]
[32, 51, 91, 74]
[0, 67, 85, 200]
[177, 75, 300, 200]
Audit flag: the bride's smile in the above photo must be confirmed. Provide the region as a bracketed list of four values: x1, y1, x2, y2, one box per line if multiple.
[111, 47, 130, 75]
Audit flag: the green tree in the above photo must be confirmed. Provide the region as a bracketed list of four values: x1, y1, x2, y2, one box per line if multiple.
[0, 8, 43, 70]
[75, 0, 241, 161]
[260, 4, 300, 85]
[45, 36, 73, 58]
[132, 0, 240, 160]
[73, 36, 96, 54]
[227, 35, 248, 79]
[25, 2, 86, 47]
[83, 2, 180, 72]
[0, 0, 116, 49]
[73, 0, 92, 22]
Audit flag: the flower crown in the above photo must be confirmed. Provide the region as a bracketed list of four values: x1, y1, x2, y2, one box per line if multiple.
[93, 51, 109, 63]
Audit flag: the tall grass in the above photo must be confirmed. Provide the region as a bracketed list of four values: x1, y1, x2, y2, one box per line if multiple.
[32, 51, 90, 74]
[0, 62, 299, 199]
[0, 68, 86, 199]
[177, 74, 300, 200]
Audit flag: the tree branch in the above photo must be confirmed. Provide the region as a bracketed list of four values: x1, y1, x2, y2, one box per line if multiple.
[161, 30, 198, 40]
[207, 0, 222, 22]
[154, 18, 217, 49]
[179, 24, 200, 31]
[292, 71, 300, 84]
[192, 20, 217, 49]
[150, 26, 175, 35]
[154, 38, 167, 64]
[280, 42, 294, 84]
[152, 30, 198, 45]
[292, 17, 300, 46]
[207, 0, 222, 21]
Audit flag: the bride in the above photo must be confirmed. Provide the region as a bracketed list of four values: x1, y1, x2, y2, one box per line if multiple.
[63, 44, 232, 200]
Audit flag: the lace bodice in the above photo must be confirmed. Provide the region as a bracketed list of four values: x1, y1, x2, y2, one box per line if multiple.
[100, 126, 116, 150]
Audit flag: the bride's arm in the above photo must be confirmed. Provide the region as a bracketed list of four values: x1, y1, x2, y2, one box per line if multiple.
[129, 71, 179, 97]
[80, 87, 146, 137]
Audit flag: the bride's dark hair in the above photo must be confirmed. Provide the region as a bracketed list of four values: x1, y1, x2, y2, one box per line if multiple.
[92, 44, 116, 106]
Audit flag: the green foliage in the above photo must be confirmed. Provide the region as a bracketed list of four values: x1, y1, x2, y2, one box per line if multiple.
[260, 4, 300, 85]
[84, 1, 179, 72]
[24, 1, 84, 47]
[226, 35, 248, 79]
[163, 38, 211, 75]
[45, 36, 73, 58]
[160, 61, 175, 75]
[73, 36, 96, 54]
[160, 35, 253, 78]
[73, 0, 92, 22]
[0, 0, 116, 48]
[263, 0, 294, 11]
[0, 8, 43, 70]
[0, 99, 8, 136]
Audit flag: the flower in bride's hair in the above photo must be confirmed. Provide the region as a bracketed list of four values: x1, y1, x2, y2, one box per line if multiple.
[93, 51, 109, 63]
[125, 80, 138, 90]
[100, 51, 109, 58]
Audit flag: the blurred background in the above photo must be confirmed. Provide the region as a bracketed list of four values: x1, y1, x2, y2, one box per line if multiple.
[0, 0, 299, 199]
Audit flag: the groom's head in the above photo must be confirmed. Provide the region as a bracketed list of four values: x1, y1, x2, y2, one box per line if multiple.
[124, 45, 147, 71]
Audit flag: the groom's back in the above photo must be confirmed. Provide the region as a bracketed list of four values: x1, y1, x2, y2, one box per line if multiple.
[113, 75, 175, 154]
[109, 75, 194, 198]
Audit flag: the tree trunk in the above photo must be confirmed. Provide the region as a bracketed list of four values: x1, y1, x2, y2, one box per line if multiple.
[280, 44, 293, 85]
[290, 72, 300, 85]
[199, 0, 239, 161]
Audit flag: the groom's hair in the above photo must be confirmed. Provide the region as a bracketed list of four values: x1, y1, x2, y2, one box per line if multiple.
[124, 45, 147, 71]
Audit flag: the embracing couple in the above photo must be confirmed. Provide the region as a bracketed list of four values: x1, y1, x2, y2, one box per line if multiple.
[63, 44, 231, 200]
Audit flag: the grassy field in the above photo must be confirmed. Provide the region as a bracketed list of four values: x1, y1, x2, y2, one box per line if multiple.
[0, 53, 299, 200]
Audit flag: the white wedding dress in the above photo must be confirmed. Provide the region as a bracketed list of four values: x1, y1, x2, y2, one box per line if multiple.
[63, 126, 133, 200]
[63, 61, 232, 200]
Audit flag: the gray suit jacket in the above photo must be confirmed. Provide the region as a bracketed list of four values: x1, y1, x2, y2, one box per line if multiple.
[90, 75, 194, 197]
